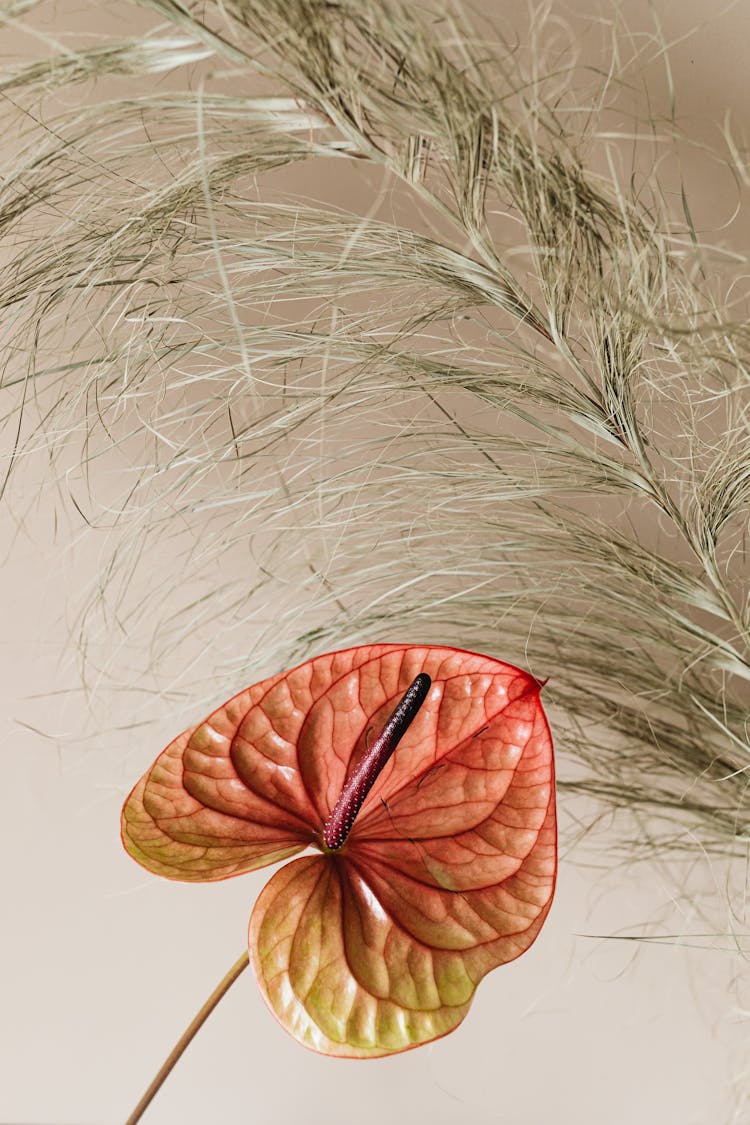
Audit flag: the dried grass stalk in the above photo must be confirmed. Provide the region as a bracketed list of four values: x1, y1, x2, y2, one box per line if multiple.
[1, 0, 749, 873]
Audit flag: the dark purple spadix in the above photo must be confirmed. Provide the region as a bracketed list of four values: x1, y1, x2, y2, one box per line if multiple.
[323, 673, 432, 850]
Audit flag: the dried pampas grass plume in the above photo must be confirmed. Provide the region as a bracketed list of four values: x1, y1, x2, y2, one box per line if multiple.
[1, 0, 749, 883]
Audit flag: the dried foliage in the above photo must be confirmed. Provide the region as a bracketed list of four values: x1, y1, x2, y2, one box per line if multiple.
[2, 0, 750, 868]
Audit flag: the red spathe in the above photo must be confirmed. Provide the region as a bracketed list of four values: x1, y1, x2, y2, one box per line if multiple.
[122, 643, 557, 1057]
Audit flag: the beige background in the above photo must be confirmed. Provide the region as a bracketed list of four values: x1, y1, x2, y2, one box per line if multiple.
[2, 2, 749, 1123]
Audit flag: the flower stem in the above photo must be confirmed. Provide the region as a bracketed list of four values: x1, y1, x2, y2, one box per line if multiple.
[125, 951, 249, 1125]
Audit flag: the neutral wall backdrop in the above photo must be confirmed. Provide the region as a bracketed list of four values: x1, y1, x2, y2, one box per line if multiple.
[2, 2, 749, 1123]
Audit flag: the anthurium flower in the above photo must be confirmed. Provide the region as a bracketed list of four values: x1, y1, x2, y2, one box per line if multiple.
[122, 644, 556, 1058]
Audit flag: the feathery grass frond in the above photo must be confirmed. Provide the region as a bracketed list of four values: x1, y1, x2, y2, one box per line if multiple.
[2, 0, 749, 871]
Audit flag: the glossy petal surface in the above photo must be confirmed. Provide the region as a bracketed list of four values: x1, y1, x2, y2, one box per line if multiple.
[122, 643, 556, 1054]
